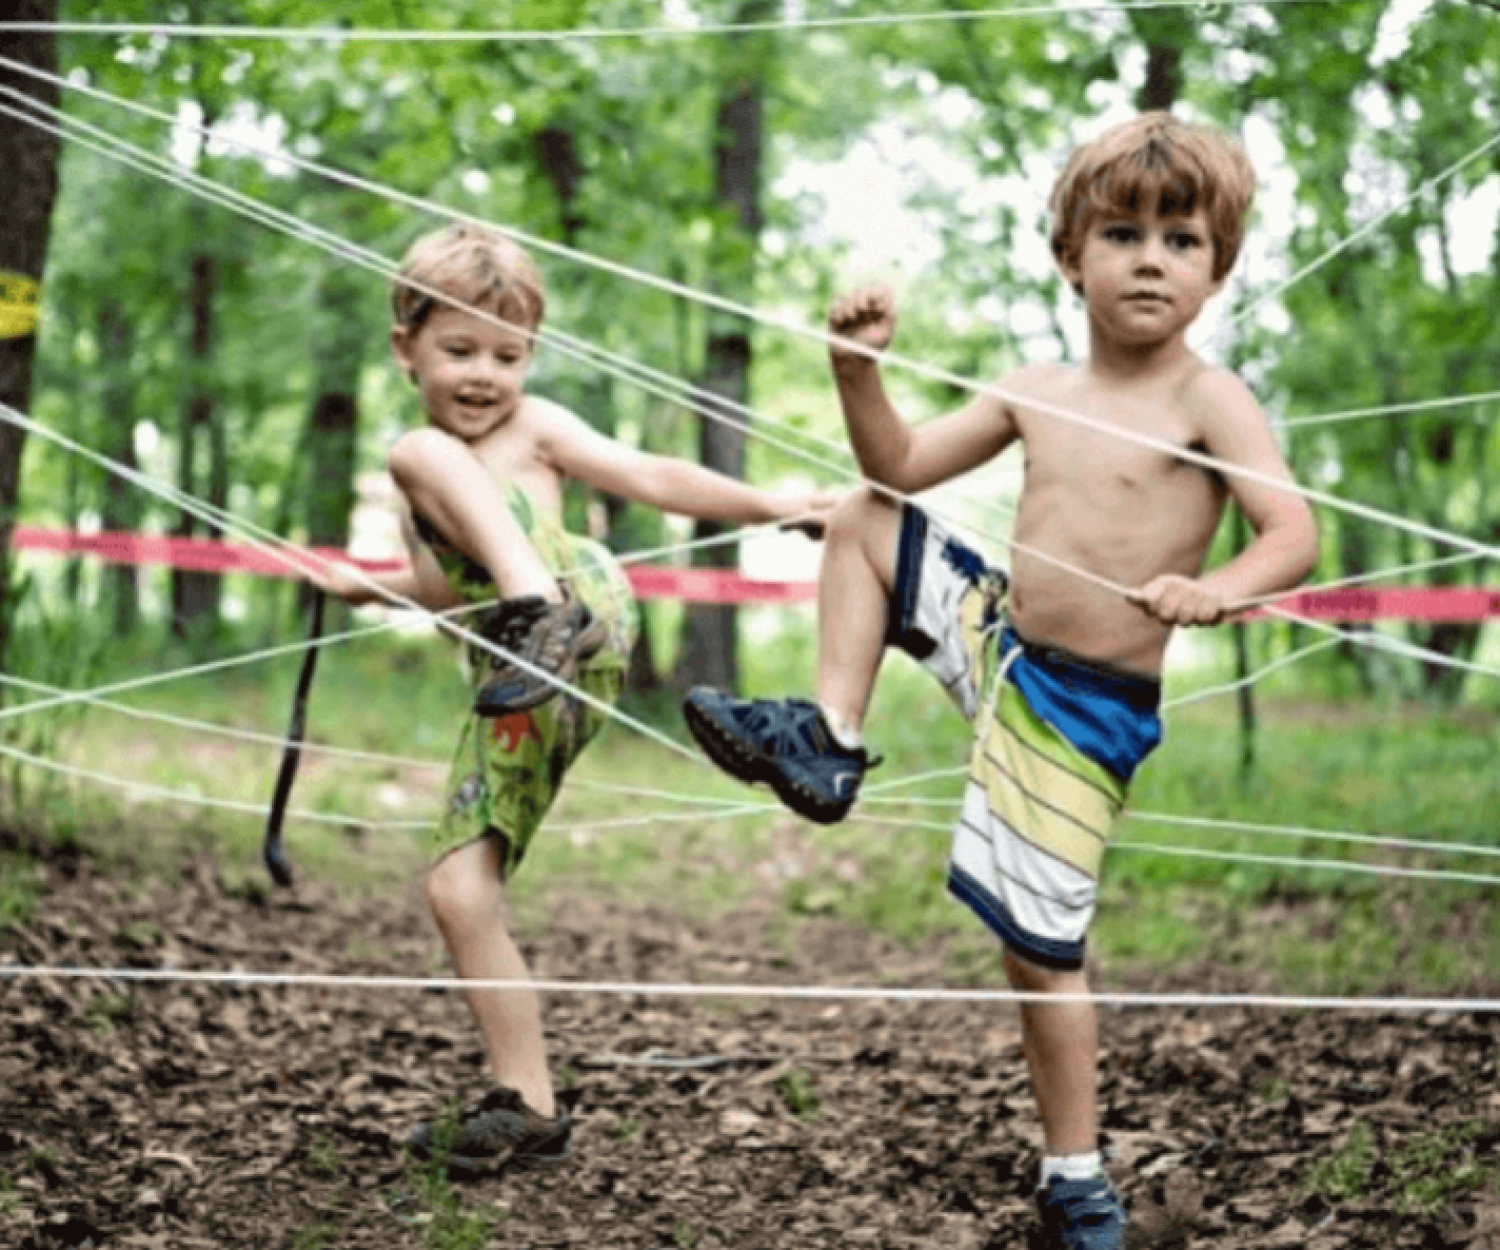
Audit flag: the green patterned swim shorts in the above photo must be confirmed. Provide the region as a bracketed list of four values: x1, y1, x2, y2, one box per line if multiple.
[415, 487, 638, 876]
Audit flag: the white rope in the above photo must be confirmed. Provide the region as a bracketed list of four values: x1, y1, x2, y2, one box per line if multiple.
[1161, 636, 1346, 709]
[1277, 389, 1500, 429]
[0, 87, 1128, 605]
[0, 0, 1360, 43]
[0, 739, 431, 831]
[14, 78, 1500, 648]
[1125, 810, 1500, 863]
[0, 398, 701, 763]
[1220, 128, 1500, 339]
[9, 723, 1499, 884]
[1, 964, 1496, 1014]
[9, 59, 1500, 570]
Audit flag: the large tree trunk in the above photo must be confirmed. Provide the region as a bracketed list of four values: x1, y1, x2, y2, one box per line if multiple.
[675, 1, 771, 694]
[0, 2, 61, 672]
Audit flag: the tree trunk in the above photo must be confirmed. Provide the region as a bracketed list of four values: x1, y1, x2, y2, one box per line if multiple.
[171, 246, 223, 637]
[675, 1, 771, 693]
[296, 267, 364, 617]
[0, 2, 60, 672]
[98, 301, 141, 634]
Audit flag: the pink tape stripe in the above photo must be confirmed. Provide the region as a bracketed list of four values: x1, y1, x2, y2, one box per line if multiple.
[13, 525, 1499, 616]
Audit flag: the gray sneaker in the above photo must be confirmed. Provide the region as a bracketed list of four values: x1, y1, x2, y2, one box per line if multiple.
[474, 596, 608, 716]
[408, 1086, 573, 1176]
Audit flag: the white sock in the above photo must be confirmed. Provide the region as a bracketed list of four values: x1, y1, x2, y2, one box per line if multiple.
[821, 705, 861, 750]
[1040, 1151, 1103, 1185]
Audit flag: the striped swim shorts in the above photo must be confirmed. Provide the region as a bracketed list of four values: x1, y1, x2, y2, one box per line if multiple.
[886, 505, 1162, 970]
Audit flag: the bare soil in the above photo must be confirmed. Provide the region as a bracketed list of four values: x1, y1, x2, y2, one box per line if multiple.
[2, 834, 1498, 1249]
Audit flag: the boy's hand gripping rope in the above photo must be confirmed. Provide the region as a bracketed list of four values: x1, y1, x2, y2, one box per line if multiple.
[263, 589, 325, 887]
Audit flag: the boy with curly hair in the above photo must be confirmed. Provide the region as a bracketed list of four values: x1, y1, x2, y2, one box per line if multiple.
[683, 112, 1318, 1248]
[313, 221, 834, 1173]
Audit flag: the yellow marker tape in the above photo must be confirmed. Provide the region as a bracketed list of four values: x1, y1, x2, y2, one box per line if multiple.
[0, 271, 41, 339]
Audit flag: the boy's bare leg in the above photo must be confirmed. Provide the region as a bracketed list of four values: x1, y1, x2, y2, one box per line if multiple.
[1004, 947, 1099, 1155]
[425, 835, 555, 1118]
[815, 488, 903, 735]
[389, 427, 559, 603]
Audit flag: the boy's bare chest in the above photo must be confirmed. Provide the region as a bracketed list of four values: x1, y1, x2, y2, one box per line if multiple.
[1019, 396, 1207, 499]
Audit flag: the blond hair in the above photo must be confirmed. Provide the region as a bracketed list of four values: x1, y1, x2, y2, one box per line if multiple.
[1049, 112, 1257, 283]
[391, 222, 546, 332]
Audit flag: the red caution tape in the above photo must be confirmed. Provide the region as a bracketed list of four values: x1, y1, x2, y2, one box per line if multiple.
[11, 526, 1499, 617]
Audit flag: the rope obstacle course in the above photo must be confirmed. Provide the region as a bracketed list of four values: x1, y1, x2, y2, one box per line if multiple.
[0, 9, 1497, 1013]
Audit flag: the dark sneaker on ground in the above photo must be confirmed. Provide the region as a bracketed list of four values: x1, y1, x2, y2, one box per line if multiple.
[474, 595, 609, 717]
[682, 689, 879, 825]
[1035, 1172, 1127, 1250]
[408, 1086, 572, 1177]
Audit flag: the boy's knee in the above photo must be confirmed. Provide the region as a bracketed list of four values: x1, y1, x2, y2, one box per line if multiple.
[388, 426, 462, 488]
[424, 850, 498, 925]
[826, 486, 899, 547]
[1003, 945, 1086, 994]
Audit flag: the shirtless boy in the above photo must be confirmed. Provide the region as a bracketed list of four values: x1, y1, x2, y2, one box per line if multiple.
[312, 222, 833, 1173]
[683, 112, 1317, 1248]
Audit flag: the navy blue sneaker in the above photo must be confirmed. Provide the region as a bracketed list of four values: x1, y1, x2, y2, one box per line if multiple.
[1035, 1172, 1127, 1250]
[682, 689, 879, 824]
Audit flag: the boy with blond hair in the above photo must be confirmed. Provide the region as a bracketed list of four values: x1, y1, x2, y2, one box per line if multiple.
[313, 221, 833, 1173]
[684, 112, 1317, 1248]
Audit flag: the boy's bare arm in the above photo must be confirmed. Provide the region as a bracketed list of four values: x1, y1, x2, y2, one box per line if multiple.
[829, 286, 1018, 494]
[1132, 371, 1318, 626]
[539, 400, 838, 528]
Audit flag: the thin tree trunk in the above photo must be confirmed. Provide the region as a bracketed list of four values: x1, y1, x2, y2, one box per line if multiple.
[676, 0, 772, 693]
[171, 246, 222, 637]
[98, 300, 140, 634]
[0, 2, 61, 672]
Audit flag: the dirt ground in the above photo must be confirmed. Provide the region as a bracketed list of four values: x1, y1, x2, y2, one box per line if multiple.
[2, 833, 1498, 1249]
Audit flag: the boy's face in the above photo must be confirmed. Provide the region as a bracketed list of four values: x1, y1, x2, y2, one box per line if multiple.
[391, 304, 534, 443]
[1061, 206, 1223, 346]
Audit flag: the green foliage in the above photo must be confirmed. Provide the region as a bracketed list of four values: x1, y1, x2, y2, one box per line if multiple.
[86, 991, 134, 1037]
[1390, 1121, 1496, 1215]
[401, 1106, 498, 1250]
[305, 1135, 341, 1179]
[0, 851, 44, 933]
[1305, 1119, 1498, 1213]
[1306, 1120, 1376, 1202]
[775, 1069, 822, 1123]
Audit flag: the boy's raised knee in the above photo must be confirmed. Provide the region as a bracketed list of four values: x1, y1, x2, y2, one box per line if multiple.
[825, 485, 898, 547]
[388, 425, 465, 489]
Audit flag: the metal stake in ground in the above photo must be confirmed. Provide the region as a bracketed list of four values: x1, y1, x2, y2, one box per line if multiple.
[263, 589, 325, 887]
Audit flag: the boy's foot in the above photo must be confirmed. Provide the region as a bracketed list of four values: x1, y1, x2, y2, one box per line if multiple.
[407, 1086, 572, 1177]
[1035, 1172, 1127, 1250]
[682, 689, 879, 824]
[474, 595, 609, 716]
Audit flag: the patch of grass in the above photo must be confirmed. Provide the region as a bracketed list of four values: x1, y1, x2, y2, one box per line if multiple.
[672, 1219, 700, 1248]
[305, 1135, 340, 1179]
[776, 1069, 822, 1123]
[403, 1106, 499, 1250]
[1306, 1120, 1376, 1202]
[291, 1221, 342, 1250]
[1390, 1121, 1496, 1214]
[86, 991, 133, 1037]
[0, 850, 43, 931]
[613, 1117, 643, 1143]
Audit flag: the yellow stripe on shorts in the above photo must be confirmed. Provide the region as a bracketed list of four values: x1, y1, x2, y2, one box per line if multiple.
[970, 681, 1126, 880]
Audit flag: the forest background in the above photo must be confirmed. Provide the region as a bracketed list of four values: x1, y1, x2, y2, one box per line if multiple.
[0, 0, 1499, 996]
